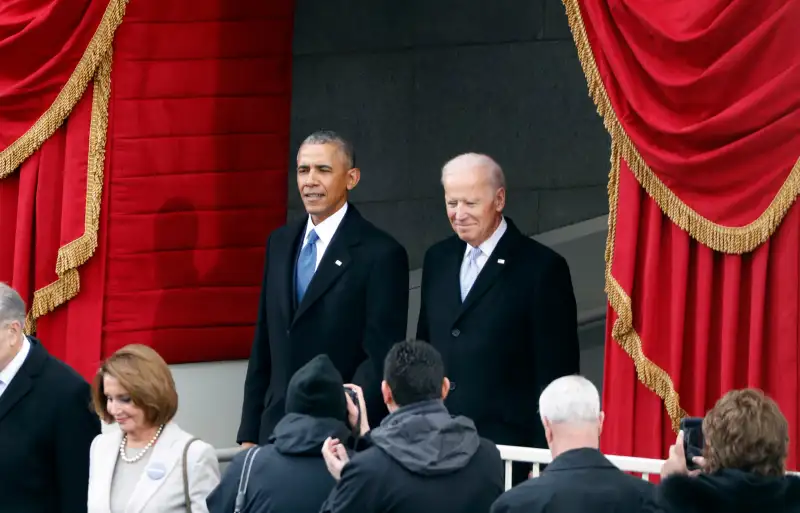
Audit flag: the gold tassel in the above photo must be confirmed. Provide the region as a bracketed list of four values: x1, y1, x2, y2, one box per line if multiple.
[25, 47, 115, 333]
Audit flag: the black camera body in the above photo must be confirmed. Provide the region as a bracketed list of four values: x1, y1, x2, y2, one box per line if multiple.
[345, 387, 359, 409]
[680, 417, 705, 470]
[344, 387, 362, 436]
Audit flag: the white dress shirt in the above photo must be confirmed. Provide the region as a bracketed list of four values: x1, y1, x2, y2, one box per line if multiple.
[0, 336, 31, 399]
[302, 202, 348, 270]
[461, 217, 508, 272]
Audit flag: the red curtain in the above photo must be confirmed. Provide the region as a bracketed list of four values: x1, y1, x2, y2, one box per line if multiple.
[0, 0, 120, 378]
[562, 0, 800, 466]
[604, 161, 800, 469]
[100, 0, 293, 364]
[0, 0, 293, 378]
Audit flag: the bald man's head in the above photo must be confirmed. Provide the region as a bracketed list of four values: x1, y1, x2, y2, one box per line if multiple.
[441, 153, 506, 247]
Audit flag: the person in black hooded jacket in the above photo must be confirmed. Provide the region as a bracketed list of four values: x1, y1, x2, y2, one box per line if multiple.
[206, 354, 365, 513]
[649, 388, 800, 513]
[320, 339, 504, 513]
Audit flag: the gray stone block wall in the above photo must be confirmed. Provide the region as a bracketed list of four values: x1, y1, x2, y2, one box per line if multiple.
[289, 0, 610, 268]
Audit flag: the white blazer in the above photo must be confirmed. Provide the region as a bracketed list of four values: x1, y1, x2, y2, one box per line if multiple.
[87, 422, 220, 513]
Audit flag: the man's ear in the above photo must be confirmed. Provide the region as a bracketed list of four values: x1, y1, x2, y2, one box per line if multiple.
[346, 167, 361, 190]
[381, 380, 392, 406]
[543, 417, 554, 446]
[441, 377, 450, 400]
[494, 187, 506, 212]
[598, 411, 605, 435]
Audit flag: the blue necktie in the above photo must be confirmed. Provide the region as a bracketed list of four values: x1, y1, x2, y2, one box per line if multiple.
[296, 229, 319, 303]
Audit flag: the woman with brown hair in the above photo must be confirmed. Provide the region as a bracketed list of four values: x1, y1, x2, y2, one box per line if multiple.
[654, 388, 800, 513]
[87, 344, 220, 513]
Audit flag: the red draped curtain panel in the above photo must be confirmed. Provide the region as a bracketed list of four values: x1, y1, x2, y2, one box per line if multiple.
[0, 0, 293, 379]
[0, 0, 123, 378]
[562, 0, 800, 467]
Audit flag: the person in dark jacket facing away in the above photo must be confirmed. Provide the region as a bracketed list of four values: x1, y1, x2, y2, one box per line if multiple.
[491, 375, 653, 513]
[649, 388, 800, 513]
[206, 354, 367, 513]
[320, 339, 504, 513]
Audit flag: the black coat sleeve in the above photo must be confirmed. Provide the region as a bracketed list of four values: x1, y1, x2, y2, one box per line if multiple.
[352, 241, 409, 428]
[490, 495, 512, 513]
[237, 236, 273, 444]
[531, 254, 580, 417]
[56, 379, 100, 513]
[322, 457, 382, 513]
[206, 451, 246, 513]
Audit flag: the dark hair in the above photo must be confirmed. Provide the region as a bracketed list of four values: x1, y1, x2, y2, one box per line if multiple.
[703, 388, 788, 477]
[383, 340, 444, 407]
[301, 130, 356, 168]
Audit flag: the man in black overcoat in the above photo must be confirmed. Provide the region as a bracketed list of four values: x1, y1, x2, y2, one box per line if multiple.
[0, 283, 100, 513]
[417, 153, 580, 482]
[237, 131, 409, 446]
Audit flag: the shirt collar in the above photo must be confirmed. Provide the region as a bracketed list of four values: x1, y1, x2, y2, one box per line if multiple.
[304, 202, 348, 245]
[464, 216, 507, 258]
[0, 336, 31, 387]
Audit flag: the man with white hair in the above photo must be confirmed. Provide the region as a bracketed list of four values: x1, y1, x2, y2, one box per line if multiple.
[0, 283, 100, 513]
[490, 375, 653, 512]
[417, 153, 580, 484]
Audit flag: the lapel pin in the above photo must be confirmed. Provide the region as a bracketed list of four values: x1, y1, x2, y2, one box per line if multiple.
[497, 259, 505, 264]
[335, 260, 342, 266]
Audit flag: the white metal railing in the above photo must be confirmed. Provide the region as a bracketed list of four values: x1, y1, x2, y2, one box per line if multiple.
[215, 444, 665, 490]
[495, 445, 663, 490]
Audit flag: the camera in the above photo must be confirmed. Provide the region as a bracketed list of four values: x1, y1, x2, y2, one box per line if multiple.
[680, 417, 705, 471]
[344, 387, 359, 409]
[344, 387, 362, 434]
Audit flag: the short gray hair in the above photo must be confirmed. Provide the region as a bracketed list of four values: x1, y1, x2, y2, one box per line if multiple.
[300, 130, 356, 169]
[0, 283, 26, 327]
[539, 375, 600, 424]
[441, 153, 506, 190]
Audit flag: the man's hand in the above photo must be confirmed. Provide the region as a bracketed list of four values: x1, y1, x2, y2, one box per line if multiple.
[344, 383, 371, 435]
[661, 431, 705, 478]
[241, 442, 257, 450]
[322, 437, 350, 481]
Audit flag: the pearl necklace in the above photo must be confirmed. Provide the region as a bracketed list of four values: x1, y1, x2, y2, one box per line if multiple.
[119, 424, 164, 464]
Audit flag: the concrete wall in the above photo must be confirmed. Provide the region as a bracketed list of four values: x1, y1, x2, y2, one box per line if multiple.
[288, 0, 610, 267]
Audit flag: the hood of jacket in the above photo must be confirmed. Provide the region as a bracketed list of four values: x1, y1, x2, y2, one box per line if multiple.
[368, 399, 480, 476]
[270, 413, 352, 455]
[661, 469, 800, 513]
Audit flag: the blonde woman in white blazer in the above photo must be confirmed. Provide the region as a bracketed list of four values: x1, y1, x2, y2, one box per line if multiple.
[87, 344, 220, 513]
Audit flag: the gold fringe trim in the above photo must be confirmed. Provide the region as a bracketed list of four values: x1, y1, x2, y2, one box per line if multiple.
[561, 0, 800, 255]
[604, 142, 688, 433]
[23, 48, 114, 334]
[0, 0, 127, 178]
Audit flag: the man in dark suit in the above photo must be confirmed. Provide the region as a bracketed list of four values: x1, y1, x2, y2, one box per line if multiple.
[490, 376, 653, 512]
[417, 153, 580, 481]
[0, 283, 100, 513]
[238, 130, 409, 447]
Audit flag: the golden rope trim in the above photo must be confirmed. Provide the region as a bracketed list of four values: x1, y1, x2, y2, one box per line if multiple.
[23, 48, 114, 334]
[604, 140, 688, 433]
[0, 0, 127, 178]
[561, 0, 800, 255]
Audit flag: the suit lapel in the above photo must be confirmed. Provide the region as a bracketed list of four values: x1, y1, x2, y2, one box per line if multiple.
[454, 222, 520, 324]
[292, 208, 360, 325]
[442, 239, 467, 325]
[0, 339, 46, 423]
[125, 423, 184, 513]
[277, 219, 306, 328]
[93, 428, 123, 511]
